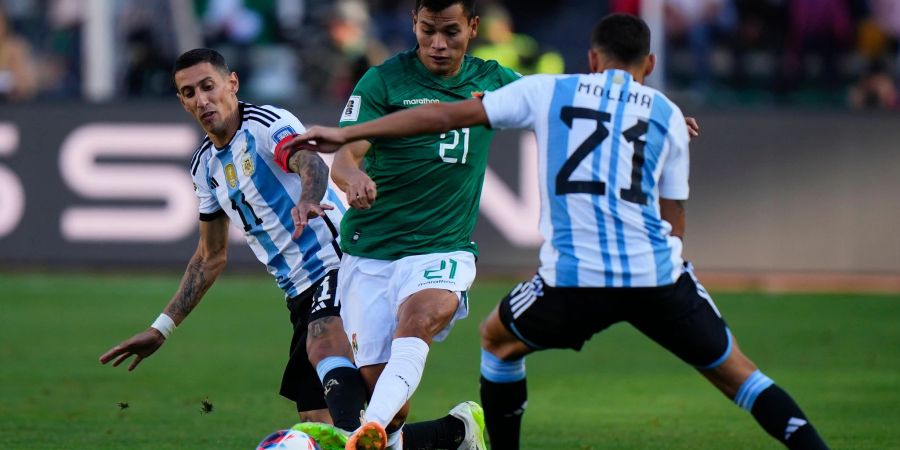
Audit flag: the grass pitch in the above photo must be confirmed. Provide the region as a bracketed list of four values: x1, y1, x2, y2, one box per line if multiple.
[1, 272, 898, 449]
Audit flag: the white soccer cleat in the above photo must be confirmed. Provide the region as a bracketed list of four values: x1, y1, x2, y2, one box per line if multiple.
[449, 401, 487, 450]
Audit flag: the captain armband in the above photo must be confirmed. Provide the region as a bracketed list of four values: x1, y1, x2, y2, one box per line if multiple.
[273, 133, 301, 173]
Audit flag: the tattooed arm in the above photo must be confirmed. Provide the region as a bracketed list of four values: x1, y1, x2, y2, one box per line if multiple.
[163, 215, 230, 322]
[287, 149, 335, 239]
[99, 215, 230, 371]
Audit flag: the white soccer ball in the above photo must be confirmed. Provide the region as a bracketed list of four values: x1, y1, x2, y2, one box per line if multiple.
[256, 429, 319, 450]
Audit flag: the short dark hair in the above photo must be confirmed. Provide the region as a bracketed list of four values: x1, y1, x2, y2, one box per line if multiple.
[590, 14, 651, 65]
[415, 0, 476, 19]
[172, 48, 230, 86]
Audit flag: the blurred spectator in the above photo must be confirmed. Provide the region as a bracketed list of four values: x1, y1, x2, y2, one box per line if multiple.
[299, 0, 388, 102]
[38, 0, 84, 99]
[0, 5, 37, 101]
[116, 0, 182, 97]
[471, 4, 564, 75]
[847, 59, 897, 109]
[867, 0, 900, 75]
[729, 0, 788, 90]
[780, 0, 855, 92]
[664, 0, 737, 94]
[369, 0, 416, 53]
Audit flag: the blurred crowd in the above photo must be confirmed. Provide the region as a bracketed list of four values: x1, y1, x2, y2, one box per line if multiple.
[2, 0, 900, 110]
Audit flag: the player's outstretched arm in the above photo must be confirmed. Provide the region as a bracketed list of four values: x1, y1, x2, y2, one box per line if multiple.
[286, 150, 334, 239]
[331, 140, 377, 209]
[296, 98, 489, 151]
[99, 216, 230, 371]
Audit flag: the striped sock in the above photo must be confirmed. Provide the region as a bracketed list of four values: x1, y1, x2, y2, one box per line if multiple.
[735, 371, 829, 449]
[480, 349, 527, 450]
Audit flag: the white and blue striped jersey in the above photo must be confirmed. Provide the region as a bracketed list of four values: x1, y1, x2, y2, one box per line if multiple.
[482, 70, 690, 288]
[190, 102, 346, 298]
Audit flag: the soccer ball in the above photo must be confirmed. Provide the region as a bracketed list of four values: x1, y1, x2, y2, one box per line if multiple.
[256, 429, 319, 450]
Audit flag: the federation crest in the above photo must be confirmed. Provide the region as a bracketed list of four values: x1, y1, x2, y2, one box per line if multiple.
[351, 333, 358, 355]
[241, 153, 255, 177]
[224, 163, 238, 188]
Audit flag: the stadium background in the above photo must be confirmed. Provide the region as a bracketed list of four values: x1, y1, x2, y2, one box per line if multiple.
[1, 0, 899, 449]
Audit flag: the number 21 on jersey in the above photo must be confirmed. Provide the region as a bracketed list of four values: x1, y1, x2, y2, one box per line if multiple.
[439, 128, 470, 164]
[556, 106, 649, 205]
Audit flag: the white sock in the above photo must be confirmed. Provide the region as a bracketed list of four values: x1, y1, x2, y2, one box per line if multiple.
[364, 337, 430, 426]
[386, 427, 403, 450]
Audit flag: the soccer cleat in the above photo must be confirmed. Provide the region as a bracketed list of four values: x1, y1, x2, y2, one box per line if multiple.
[345, 421, 387, 450]
[291, 422, 348, 450]
[449, 401, 487, 450]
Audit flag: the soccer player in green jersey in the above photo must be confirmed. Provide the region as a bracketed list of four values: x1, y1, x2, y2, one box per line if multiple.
[331, 1, 516, 448]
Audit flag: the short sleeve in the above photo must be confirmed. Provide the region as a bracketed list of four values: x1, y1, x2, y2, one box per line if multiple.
[339, 67, 389, 126]
[189, 144, 222, 216]
[256, 107, 307, 159]
[481, 75, 547, 131]
[658, 106, 690, 200]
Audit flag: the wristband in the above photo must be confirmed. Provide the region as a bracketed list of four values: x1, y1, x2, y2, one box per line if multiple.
[274, 133, 301, 173]
[150, 313, 176, 339]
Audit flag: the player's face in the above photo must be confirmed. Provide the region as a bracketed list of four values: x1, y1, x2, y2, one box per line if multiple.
[175, 63, 239, 138]
[413, 3, 479, 77]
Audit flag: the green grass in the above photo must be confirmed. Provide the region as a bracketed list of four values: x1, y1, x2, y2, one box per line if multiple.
[1, 272, 898, 449]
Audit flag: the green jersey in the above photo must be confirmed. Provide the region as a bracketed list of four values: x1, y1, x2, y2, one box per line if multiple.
[338, 49, 520, 260]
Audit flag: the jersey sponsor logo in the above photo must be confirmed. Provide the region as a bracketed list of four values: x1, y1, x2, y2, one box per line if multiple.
[272, 125, 296, 143]
[240, 153, 255, 177]
[351, 333, 359, 355]
[342, 95, 361, 122]
[224, 163, 238, 188]
[402, 98, 440, 106]
[471, 91, 483, 99]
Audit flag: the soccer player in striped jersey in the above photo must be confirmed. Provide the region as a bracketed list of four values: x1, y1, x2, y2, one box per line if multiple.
[99, 49, 367, 438]
[294, 13, 829, 450]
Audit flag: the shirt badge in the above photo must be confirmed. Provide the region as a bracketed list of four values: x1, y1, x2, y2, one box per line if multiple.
[224, 163, 238, 188]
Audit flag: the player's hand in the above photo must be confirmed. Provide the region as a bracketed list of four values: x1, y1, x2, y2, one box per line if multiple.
[291, 201, 335, 239]
[344, 171, 377, 209]
[294, 126, 347, 153]
[685, 116, 700, 138]
[99, 329, 166, 371]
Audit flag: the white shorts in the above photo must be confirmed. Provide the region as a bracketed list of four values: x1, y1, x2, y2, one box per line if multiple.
[337, 251, 476, 366]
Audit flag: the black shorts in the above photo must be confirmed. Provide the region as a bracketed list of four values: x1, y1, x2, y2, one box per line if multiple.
[279, 269, 341, 411]
[498, 267, 732, 369]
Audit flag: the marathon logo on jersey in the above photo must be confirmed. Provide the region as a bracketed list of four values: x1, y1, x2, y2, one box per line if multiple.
[402, 98, 440, 106]
[224, 163, 238, 188]
[342, 95, 361, 122]
[272, 125, 296, 144]
[240, 153, 254, 177]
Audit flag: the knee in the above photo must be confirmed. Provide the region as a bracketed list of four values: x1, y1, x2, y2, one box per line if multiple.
[480, 312, 522, 361]
[396, 291, 460, 340]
